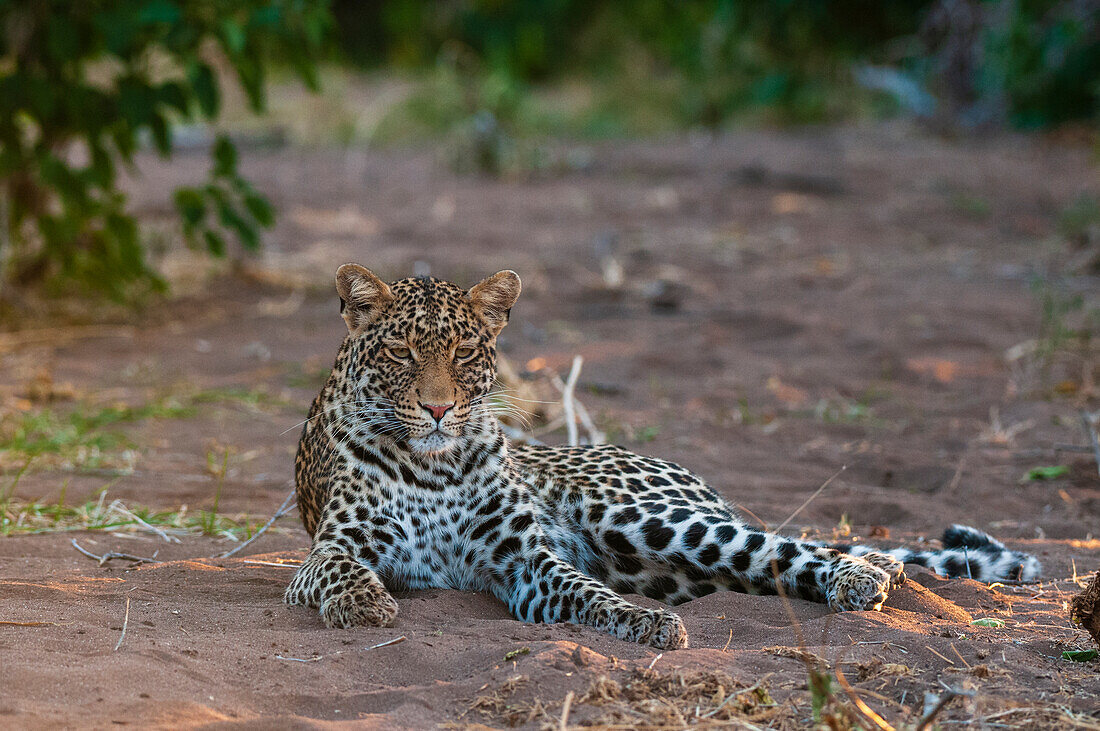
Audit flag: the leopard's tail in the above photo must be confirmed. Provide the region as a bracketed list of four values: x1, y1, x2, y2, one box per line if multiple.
[828, 525, 1041, 582]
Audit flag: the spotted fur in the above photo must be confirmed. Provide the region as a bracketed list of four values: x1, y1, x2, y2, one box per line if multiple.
[285, 265, 1040, 649]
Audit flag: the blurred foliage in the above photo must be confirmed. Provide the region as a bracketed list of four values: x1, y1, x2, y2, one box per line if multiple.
[337, 0, 932, 128]
[0, 0, 328, 299]
[336, 0, 1097, 134]
[1, 1, 1095, 298]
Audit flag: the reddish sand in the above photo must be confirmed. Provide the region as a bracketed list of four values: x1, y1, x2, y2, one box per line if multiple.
[2, 125, 1099, 727]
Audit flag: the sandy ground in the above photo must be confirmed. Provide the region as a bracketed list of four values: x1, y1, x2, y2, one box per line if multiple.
[2, 123, 1100, 728]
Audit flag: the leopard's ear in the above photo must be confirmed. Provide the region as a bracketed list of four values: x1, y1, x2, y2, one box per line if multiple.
[467, 270, 521, 335]
[335, 263, 394, 334]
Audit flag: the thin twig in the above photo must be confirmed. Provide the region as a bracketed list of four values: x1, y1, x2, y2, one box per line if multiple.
[949, 643, 971, 669]
[561, 356, 583, 447]
[275, 635, 407, 664]
[0, 620, 62, 626]
[775, 465, 846, 533]
[217, 489, 297, 559]
[925, 645, 955, 666]
[71, 538, 162, 567]
[1080, 410, 1100, 478]
[646, 652, 664, 670]
[114, 596, 131, 651]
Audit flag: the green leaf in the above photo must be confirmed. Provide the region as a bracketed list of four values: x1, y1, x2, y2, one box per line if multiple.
[1023, 465, 1070, 481]
[188, 63, 220, 118]
[139, 0, 182, 25]
[243, 191, 275, 228]
[149, 113, 172, 156]
[203, 230, 226, 257]
[173, 188, 206, 228]
[212, 136, 238, 177]
[216, 200, 259, 250]
[220, 18, 246, 54]
[1062, 649, 1098, 662]
[971, 618, 1005, 628]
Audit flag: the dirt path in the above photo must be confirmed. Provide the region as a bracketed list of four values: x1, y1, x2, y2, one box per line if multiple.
[2, 124, 1099, 728]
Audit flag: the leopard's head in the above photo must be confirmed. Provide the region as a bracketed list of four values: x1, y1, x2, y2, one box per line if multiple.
[332, 263, 520, 457]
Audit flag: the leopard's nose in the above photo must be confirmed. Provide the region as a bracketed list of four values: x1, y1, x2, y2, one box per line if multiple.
[420, 402, 454, 421]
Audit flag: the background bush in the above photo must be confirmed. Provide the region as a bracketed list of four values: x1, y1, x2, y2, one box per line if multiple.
[0, 0, 328, 299]
[1, 0, 1095, 300]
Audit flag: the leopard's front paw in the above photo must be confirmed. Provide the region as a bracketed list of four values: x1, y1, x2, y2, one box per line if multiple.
[861, 552, 906, 589]
[827, 558, 891, 612]
[320, 587, 399, 629]
[632, 608, 689, 650]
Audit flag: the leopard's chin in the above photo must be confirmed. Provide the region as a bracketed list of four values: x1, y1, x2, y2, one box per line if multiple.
[408, 430, 460, 456]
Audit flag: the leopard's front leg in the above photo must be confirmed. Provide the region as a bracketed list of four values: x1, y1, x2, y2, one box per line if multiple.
[285, 543, 398, 628]
[494, 542, 688, 649]
[284, 496, 398, 629]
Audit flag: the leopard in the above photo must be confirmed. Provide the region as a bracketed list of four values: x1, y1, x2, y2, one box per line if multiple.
[284, 264, 1041, 649]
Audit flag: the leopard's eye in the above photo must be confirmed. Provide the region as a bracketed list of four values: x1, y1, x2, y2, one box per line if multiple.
[454, 346, 476, 361]
[387, 346, 412, 361]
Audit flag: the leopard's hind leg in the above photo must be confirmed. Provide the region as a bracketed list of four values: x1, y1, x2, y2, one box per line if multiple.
[590, 503, 903, 611]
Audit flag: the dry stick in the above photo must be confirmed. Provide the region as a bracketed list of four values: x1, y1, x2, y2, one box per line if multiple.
[546, 360, 603, 444]
[365, 635, 407, 651]
[559, 690, 575, 731]
[774, 465, 847, 533]
[988, 578, 1042, 586]
[1080, 410, 1100, 478]
[217, 488, 297, 559]
[573, 399, 605, 445]
[915, 688, 973, 731]
[71, 538, 162, 567]
[0, 620, 61, 627]
[1053, 443, 1093, 454]
[561, 356, 583, 447]
[114, 596, 131, 651]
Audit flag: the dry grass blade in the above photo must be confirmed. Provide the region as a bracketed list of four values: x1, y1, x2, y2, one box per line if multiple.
[113, 596, 131, 652]
[834, 664, 896, 731]
[774, 465, 846, 532]
[107, 500, 179, 543]
[559, 690, 574, 731]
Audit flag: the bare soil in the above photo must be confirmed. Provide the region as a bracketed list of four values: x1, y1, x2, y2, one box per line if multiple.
[2, 123, 1099, 728]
